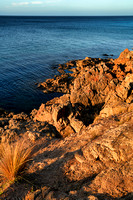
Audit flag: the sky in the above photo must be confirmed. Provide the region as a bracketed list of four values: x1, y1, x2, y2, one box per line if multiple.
[0, 0, 133, 16]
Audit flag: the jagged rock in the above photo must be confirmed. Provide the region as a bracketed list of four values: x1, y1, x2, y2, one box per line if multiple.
[99, 73, 133, 118]
[99, 91, 130, 118]
[1, 49, 133, 200]
[34, 103, 53, 123]
[69, 117, 84, 133]
[38, 73, 72, 93]
[34, 49, 133, 137]
[34, 94, 86, 136]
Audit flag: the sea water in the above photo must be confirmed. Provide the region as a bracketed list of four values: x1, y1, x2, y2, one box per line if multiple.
[0, 16, 133, 113]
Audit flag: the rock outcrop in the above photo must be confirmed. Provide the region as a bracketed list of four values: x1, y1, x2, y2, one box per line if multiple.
[0, 49, 133, 200]
[35, 48, 133, 136]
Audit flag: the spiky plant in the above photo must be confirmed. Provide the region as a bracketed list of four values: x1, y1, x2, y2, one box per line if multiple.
[0, 140, 34, 183]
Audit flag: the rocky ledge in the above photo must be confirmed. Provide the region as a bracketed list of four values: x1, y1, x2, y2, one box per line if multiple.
[0, 49, 133, 200]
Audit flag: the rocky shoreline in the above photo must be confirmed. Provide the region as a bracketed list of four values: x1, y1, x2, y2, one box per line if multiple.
[0, 49, 133, 200]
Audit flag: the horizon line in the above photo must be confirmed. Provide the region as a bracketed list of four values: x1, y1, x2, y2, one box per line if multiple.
[0, 15, 133, 17]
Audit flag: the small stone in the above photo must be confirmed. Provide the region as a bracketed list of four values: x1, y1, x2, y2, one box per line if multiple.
[69, 190, 77, 195]
[87, 195, 99, 200]
[27, 131, 37, 141]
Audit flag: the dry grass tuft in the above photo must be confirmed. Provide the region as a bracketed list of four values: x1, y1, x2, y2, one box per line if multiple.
[0, 140, 34, 183]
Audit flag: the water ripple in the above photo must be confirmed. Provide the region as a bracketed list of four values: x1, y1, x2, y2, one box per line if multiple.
[0, 16, 133, 113]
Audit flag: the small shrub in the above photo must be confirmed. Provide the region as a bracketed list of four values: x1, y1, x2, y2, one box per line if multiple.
[0, 140, 34, 183]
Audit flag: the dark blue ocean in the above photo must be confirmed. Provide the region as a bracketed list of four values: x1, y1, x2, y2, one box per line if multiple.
[0, 16, 133, 113]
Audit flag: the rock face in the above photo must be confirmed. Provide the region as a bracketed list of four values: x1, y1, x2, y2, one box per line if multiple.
[25, 49, 132, 199]
[81, 116, 133, 197]
[0, 49, 133, 200]
[34, 49, 133, 134]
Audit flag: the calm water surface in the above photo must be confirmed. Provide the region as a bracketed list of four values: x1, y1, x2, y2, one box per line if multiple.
[0, 16, 133, 113]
